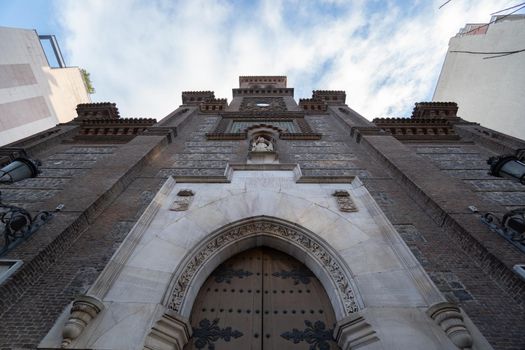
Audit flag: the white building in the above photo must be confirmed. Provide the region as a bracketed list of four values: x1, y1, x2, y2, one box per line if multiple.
[433, 15, 525, 139]
[0, 26, 91, 146]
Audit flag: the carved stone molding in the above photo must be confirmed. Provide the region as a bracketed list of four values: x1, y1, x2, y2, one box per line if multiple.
[88, 177, 175, 298]
[333, 313, 379, 350]
[427, 302, 473, 349]
[333, 190, 358, 212]
[61, 295, 104, 348]
[143, 311, 192, 350]
[166, 218, 359, 315]
[170, 190, 195, 211]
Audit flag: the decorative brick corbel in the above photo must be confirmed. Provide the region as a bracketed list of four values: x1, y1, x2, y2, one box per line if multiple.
[61, 295, 104, 348]
[427, 302, 473, 349]
[143, 310, 192, 350]
[333, 313, 380, 349]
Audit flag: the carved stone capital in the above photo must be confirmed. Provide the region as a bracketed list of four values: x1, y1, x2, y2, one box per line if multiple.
[427, 302, 473, 349]
[143, 311, 192, 350]
[61, 295, 104, 348]
[333, 313, 379, 349]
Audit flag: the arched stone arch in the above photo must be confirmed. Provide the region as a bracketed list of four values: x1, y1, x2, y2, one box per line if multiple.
[162, 216, 362, 321]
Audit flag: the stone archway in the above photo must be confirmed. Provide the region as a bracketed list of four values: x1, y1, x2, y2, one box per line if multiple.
[184, 247, 341, 349]
[162, 216, 362, 321]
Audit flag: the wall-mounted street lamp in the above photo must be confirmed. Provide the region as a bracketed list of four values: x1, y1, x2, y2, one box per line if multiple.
[487, 152, 525, 185]
[0, 191, 63, 256]
[481, 208, 525, 254]
[0, 156, 60, 255]
[0, 157, 40, 183]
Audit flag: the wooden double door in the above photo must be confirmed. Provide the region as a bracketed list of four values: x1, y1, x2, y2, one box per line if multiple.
[185, 247, 340, 350]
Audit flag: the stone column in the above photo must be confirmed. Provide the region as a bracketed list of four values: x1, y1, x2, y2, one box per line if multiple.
[143, 310, 192, 350]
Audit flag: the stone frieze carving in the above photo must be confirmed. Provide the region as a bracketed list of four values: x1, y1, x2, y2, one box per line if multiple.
[333, 190, 358, 212]
[167, 220, 358, 314]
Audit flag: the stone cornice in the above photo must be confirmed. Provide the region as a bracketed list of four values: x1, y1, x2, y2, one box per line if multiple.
[373, 102, 461, 142]
[75, 102, 120, 120]
[411, 101, 459, 119]
[232, 87, 294, 97]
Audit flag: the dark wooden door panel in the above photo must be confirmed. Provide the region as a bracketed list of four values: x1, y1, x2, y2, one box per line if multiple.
[185, 248, 339, 350]
[261, 249, 338, 350]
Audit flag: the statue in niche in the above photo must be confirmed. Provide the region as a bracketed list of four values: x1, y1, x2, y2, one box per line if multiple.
[251, 136, 274, 152]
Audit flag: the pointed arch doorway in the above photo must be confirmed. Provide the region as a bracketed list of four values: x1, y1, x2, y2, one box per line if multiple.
[184, 247, 340, 350]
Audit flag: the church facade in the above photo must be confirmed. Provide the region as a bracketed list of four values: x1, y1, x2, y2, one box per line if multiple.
[0, 76, 524, 349]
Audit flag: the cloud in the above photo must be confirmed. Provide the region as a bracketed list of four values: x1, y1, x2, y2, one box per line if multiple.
[56, 0, 513, 120]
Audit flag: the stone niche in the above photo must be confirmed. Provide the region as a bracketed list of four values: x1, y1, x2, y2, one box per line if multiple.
[247, 129, 278, 164]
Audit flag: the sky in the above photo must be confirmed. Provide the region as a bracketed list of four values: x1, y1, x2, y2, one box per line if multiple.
[0, 0, 522, 121]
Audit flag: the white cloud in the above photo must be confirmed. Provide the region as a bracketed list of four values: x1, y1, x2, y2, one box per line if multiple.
[56, 0, 513, 121]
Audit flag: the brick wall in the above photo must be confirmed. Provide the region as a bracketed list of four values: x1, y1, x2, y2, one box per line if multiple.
[0, 104, 523, 349]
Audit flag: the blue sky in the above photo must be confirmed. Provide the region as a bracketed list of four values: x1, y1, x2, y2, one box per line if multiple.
[1, 0, 521, 120]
